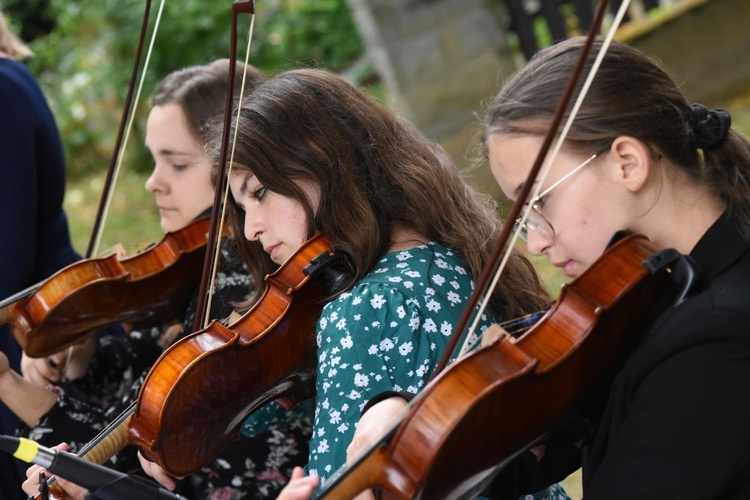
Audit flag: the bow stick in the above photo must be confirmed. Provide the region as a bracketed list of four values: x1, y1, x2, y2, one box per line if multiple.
[432, 0, 631, 377]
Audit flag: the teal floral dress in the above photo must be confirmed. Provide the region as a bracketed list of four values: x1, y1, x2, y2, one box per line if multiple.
[306, 241, 569, 499]
[308, 242, 489, 481]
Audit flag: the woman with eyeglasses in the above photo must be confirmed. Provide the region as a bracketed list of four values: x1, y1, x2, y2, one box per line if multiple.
[481, 36, 750, 498]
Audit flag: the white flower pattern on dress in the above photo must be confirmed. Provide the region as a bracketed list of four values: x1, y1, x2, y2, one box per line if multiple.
[307, 242, 498, 485]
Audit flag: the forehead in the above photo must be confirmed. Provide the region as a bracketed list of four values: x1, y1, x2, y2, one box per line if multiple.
[145, 104, 196, 149]
[487, 134, 545, 199]
[228, 170, 254, 191]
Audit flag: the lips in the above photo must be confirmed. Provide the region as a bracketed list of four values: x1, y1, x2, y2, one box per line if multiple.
[264, 244, 280, 260]
[556, 260, 577, 278]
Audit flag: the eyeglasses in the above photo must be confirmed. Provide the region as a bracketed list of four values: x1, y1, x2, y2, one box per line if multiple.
[514, 146, 610, 242]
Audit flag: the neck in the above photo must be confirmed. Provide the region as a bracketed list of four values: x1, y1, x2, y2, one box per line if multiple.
[631, 174, 723, 254]
[387, 227, 429, 253]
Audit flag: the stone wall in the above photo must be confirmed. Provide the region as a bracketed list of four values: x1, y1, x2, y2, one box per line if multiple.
[345, 0, 516, 199]
[627, 0, 750, 104]
[345, 0, 749, 199]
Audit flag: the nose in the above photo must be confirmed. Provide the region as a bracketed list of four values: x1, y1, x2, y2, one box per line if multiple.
[145, 163, 167, 194]
[525, 228, 552, 256]
[242, 207, 264, 243]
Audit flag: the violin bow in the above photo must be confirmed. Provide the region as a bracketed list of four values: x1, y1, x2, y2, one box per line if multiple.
[0, 1, 163, 328]
[317, 5, 634, 496]
[193, 0, 256, 333]
[431, 0, 632, 378]
[85, 0, 167, 259]
[57, 0, 167, 380]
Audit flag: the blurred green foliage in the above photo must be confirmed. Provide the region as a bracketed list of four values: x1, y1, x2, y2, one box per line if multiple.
[3, 0, 364, 180]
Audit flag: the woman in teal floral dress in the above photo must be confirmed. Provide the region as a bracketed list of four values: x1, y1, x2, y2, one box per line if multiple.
[309, 241, 490, 479]
[139, 68, 564, 499]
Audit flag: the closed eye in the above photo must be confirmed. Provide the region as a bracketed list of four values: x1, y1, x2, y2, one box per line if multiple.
[251, 186, 267, 201]
[534, 194, 549, 209]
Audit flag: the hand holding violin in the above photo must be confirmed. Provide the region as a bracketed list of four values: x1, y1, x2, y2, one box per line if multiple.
[0, 350, 57, 427]
[137, 451, 178, 492]
[277, 467, 319, 500]
[21, 442, 89, 500]
[21, 335, 97, 387]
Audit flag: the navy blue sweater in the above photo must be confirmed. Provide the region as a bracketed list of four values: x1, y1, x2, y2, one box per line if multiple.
[0, 57, 79, 498]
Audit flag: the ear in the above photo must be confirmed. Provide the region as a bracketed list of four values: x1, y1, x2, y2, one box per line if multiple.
[608, 136, 653, 193]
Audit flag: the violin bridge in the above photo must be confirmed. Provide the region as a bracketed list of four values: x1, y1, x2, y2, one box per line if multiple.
[481, 323, 514, 348]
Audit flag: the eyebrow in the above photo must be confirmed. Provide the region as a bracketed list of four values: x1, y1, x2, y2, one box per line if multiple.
[238, 173, 257, 196]
[162, 149, 195, 157]
[147, 146, 197, 158]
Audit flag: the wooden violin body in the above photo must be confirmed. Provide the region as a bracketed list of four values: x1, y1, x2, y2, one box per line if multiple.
[127, 234, 336, 477]
[318, 234, 689, 499]
[0, 217, 211, 358]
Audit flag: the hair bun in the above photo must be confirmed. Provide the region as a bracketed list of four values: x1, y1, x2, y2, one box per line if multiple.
[689, 103, 732, 150]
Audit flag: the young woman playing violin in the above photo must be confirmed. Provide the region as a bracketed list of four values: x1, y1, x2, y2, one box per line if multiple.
[136, 67, 567, 499]
[14, 60, 312, 499]
[477, 36, 750, 498]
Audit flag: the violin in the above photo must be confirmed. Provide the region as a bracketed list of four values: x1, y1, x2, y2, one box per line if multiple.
[127, 233, 341, 477]
[315, 233, 695, 498]
[0, 216, 211, 358]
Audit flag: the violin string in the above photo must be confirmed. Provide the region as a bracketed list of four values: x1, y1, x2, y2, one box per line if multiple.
[61, 0, 167, 383]
[457, 0, 631, 359]
[461, 309, 549, 355]
[202, 13, 256, 329]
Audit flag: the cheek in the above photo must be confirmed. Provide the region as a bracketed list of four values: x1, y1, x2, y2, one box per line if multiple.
[562, 198, 621, 261]
[290, 210, 309, 244]
[183, 174, 215, 205]
[282, 202, 310, 246]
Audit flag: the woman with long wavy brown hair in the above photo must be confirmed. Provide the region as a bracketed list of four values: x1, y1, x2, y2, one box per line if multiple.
[138, 68, 563, 499]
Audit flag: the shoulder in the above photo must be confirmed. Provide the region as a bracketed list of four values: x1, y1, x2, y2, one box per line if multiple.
[360, 242, 471, 292]
[627, 250, 750, 377]
[672, 248, 750, 346]
[0, 59, 38, 97]
[702, 249, 750, 319]
[319, 243, 481, 332]
[334, 243, 471, 305]
[0, 59, 48, 123]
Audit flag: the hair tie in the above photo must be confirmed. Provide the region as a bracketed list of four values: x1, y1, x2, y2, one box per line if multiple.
[688, 103, 731, 150]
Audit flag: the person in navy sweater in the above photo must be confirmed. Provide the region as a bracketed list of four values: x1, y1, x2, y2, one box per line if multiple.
[0, 10, 80, 498]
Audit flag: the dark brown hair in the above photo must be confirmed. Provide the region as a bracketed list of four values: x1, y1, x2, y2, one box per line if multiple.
[151, 58, 266, 144]
[482, 36, 750, 236]
[211, 68, 550, 318]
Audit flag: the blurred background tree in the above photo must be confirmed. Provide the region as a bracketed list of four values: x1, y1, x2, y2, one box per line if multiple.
[1, 0, 366, 251]
[2, 0, 364, 180]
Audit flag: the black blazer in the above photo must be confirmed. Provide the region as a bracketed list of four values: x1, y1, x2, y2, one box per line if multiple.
[492, 212, 750, 499]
